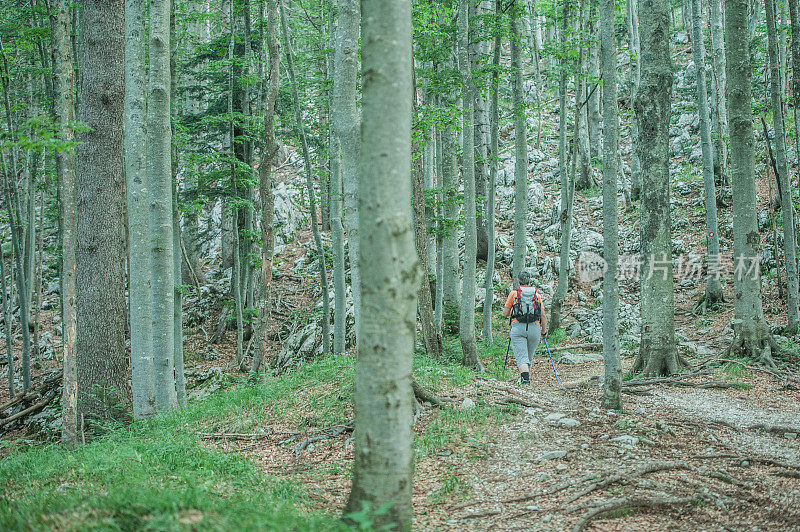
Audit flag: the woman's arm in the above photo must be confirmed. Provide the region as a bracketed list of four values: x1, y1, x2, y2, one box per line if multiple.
[540, 307, 548, 336]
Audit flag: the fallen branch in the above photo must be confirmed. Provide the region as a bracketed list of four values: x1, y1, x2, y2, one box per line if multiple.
[571, 495, 697, 532]
[546, 343, 602, 354]
[199, 432, 274, 440]
[0, 389, 58, 427]
[293, 424, 353, 456]
[0, 370, 63, 416]
[564, 461, 689, 505]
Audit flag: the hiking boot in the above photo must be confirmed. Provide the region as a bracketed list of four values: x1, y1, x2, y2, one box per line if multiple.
[518, 375, 530, 385]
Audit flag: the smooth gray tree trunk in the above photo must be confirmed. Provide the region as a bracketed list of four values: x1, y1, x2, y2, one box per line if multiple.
[149, 0, 177, 410]
[765, 0, 799, 334]
[690, 0, 725, 311]
[344, 1, 415, 527]
[49, 0, 78, 441]
[441, 74, 461, 334]
[710, 0, 728, 180]
[76, 0, 130, 422]
[600, 0, 622, 410]
[483, 0, 501, 343]
[0, 244, 13, 400]
[331, 0, 359, 355]
[725, 0, 778, 366]
[790, 0, 800, 176]
[511, 1, 529, 286]
[458, 0, 482, 371]
[632, 0, 678, 376]
[627, 0, 642, 200]
[125, 0, 156, 418]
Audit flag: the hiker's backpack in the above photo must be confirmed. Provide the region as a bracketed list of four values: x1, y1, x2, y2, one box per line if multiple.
[512, 286, 541, 326]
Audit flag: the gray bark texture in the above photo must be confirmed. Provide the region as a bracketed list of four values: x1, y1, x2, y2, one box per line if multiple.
[511, 1, 529, 286]
[125, 0, 156, 418]
[633, 0, 678, 376]
[331, 0, 359, 355]
[458, 0, 482, 371]
[76, 0, 130, 422]
[48, 0, 78, 441]
[149, 0, 177, 410]
[766, 0, 799, 334]
[790, 0, 800, 176]
[600, 0, 621, 410]
[441, 76, 461, 334]
[281, 2, 331, 356]
[710, 0, 728, 177]
[343, 0, 416, 527]
[483, 0, 502, 343]
[627, 0, 642, 201]
[689, 0, 724, 310]
[724, 0, 778, 367]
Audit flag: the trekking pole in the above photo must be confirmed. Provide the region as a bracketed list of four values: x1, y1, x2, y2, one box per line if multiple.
[542, 338, 562, 389]
[502, 336, 511, 375]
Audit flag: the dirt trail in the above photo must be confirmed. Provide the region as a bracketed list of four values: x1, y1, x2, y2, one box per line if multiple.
[436, 357, 800, 531]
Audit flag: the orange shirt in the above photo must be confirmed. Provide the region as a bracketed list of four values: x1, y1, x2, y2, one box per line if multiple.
[505, 288, 543, 325]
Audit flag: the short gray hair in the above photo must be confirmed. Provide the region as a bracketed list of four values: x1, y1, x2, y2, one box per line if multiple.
[518, 270, 531, 285]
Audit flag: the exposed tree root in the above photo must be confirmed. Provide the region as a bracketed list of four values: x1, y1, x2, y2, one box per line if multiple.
[412, 378, 448, 407]
[727, 318, 779, 369]
[693, 288, 724, 315]
[702, 358, 800, 385]
[564, 461, 690, 505]
[495, 395, 546, 409]
[570, 495, 697, 532]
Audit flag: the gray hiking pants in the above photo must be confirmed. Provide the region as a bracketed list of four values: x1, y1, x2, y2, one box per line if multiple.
[510, 321, 541, 368]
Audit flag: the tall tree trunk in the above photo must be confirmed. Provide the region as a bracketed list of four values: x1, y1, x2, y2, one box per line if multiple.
[632, 0, 678, 377]
[331, 0, 359, 355]
[725, 0, 779, 366]
[149, 0, 177, 409]
[690, 0, 725, 311]
[458, 0, 482, 371]
[434, 112, 445, 327]
[252, 0, 280, 375]
[49, 0, 77, 441]
[550, 0, 574, 333]
[280, 1, 331, 355]
[588, 0, 601, 159]
[441, 68, 461, 334]
[473, 2, 490, 262]
[344, 0, 416, 526]
[710, 0, 728, 184]
[125, 0, 156, 418]
[600, 0, 621, 410]
[511, 0, 529, 286]
[627, 0, 642, 200]
[170, 8, 186, 407]
[483, 0, 502, 343]
[766, 0, 799, 334]
[790, 0, 800, 174]
[75, 0, 130, 423]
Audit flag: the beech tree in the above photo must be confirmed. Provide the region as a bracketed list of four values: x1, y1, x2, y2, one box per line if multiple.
[344, 0, 415, 526]
[633, 0, 678, 376]
[510, 0, 528, 286]
[724, 0, 778, 365]
[689, 0, 724, 312]
[125, 0, 156, 418]
[600, 0, 621, 410]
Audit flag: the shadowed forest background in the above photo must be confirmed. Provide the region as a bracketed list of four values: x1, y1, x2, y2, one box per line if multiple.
[1, 0, 800, 529]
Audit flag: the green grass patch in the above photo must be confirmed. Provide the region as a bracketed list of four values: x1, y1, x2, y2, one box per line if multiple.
[0, 384, 348, 531]
[416, 400, 518, 459]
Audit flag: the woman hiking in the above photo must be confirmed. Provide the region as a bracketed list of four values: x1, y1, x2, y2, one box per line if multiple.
[502, 270, 548, 385]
